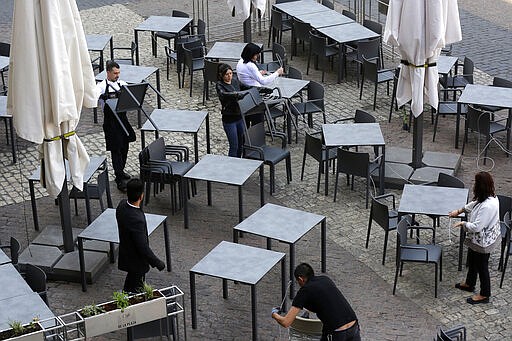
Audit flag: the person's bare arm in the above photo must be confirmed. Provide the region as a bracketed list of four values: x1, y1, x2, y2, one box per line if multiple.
[272, 306, 301, 328]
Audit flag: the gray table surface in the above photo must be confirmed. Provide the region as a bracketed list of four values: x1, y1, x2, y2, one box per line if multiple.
[190, 241, 285, 285]
[322, 123, 385, 147]
[95, 64, 158, 84]
[0, 248, 10, 265]
[185, 154, 263, 186]
[0, 264, 33, 301]
[0, 96, 9, 117]
[206, 42, 263, 61]
[234, 203, 324, 243]
[268, 77, 309, 99]
[318, 22, 379, 43]
[135, 15, 192, 33]
[78, 208, 166, 243]
[0, 56, 8, 70]
[294, 10, 353, 28]
[273, 0, 331, 17]
[29, 155, 106, 183]
[0, 292, 55, 330]
[437, 55, 458, 75]
[85, 34, 112, 51]
[141, 109, 207, 133]
[458, 84, 512, 108]
[398, 184, 469, 216]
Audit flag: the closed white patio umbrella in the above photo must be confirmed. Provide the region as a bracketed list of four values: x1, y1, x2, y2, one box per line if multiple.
[384, 0, 462, 167]
[7, 0, 96, 251]
[227, 0, 267, 42]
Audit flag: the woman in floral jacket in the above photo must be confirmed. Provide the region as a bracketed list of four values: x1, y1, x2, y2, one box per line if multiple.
[449, 171, 501, 304]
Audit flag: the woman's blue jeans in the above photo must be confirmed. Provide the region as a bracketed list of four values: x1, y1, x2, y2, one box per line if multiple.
[223, 119, 245, 157]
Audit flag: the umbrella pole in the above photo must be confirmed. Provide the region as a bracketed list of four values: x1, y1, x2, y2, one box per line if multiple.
[243, 4, 252, 43]
[411, 111, 424, 169]
[57, 138, 74, 253]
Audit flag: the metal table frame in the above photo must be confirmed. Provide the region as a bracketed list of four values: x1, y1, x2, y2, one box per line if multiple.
[85, 34, 114, 72]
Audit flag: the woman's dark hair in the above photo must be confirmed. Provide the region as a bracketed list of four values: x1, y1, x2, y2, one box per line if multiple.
[473, 171, 495, 203]
[241, 43, 262, 63]
[294, 263, 314, 281]
[217, 63, 233, 81]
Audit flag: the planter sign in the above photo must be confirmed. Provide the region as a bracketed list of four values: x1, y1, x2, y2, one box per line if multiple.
[79, 291, 167, 338]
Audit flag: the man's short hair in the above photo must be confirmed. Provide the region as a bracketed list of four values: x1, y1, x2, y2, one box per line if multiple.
[127, 178, 144, 202]
[294, 263, 314, 281]
[106, 60, 120, 72]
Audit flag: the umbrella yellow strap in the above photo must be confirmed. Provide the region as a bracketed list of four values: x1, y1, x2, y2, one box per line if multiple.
[44, 131, 76, 142]
[400, 60, 437, 68]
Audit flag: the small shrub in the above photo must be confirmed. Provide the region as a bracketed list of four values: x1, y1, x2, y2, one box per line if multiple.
[8, 321, 24, 336]
[112, 291, 130, 312]
[81, 304, 106, 317]
[142, 282, 154, 301]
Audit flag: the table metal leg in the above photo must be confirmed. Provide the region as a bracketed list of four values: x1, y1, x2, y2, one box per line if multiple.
[78, 237, 87, 292]
[109, 36, 114, 60]
[141, 130, 146, 150]
[458, 228, 465, 271]
[266, 238, 272, 250]
[324, 150, 330, 196]
[29, 180, 39, 231]
[238, 186, 243, 223]
[84, 182, 92, 225]
[380, 145, 385, 195]
[251, 285, 257, 341]
[99, 51, 104, 72]
[190, 272, 197, 329]
[321, 219, 327, 273]
[289, 244, 295, 299]
[8, 117, 15, 164]
[205, 114, 211, 154]
[281, 258, 286, 312]
[193, 133, 199, 164]
[109, 242, 115, 263]
[456, 102, 461, 149]
[222, 279, 228, 299]
[259, 165, 264, 207]
[156, 70, 162, 109]
[105, 163, 113, 208]
[183, 178, 189, 229]
[163, 220, 172, 272]
[134, 30, 140, 66]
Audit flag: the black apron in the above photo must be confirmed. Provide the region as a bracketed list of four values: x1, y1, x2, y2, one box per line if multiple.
[102, 81, 136, 151]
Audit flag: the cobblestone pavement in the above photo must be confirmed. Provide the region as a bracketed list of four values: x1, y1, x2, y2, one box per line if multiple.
[1, 1, 512, 340]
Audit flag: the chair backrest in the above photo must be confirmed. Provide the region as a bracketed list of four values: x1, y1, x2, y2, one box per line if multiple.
[3, 237, 20, 264]
[462, 57, 474, 84]
[24, 264, 48, 304]
[337, 149, 370, 178]
[307, 80, 325, 111]
[321, 0, 334, 10]
[497, 195, 512, 222]
[95, 169, 109, 199]
[183, 40, 205, 65]
[354, 109, 375, 123]
[195, 19, 207, 45]
[396, 218, 410, 259]
[271, 8, 283, 29]
[363, 19, 382, 35]
[272, 42, 287, 68]
[304, 132, 324, 162]
[172, 10, 189, 18]
[0, 42, 10, 57]
[113, 41, 137, 65]
[147, 137, 166, 161]
[309, 31, 328, 56]
[357, 37, 380, 61]
[290, 315, 323, 336]
[466, 105, 490, 134]
[204, 59, 220, 83]
[238, 87, 264, 116]
[370, 196, 391, 230]
[493, 76, 512, 88]
[175, 35, 202, 70]
[287, 66, 303, 80]
[437, 173, 464, 189]
[292, 19, 311, 42]
[342, 10, 356, 21]
[116, 83, 149, 112]
[245, 122, 266, 148]
[362, 56, 379, 83]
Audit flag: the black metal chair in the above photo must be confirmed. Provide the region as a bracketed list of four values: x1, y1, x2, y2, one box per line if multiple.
[475, 76, 512, 114]
[24, 264, 49, 306]
[268, 8, 292, 46]
[203, 59, 220, 105]
[439, 56, 474, 99]
[436, 325, 467, 341]
[360, 56, 394, 110]
[0, 236, 20, 265]
[345, 37, 380, 86]
[497, 196, 512, 271]
[500, 211, 512, 288]
[287, 66, 303, 80]
[112, 41, 137, 65]
[289, 80, 326, 129]
[461, 105, 511, 164]
[432, 89, 468, 142]
[291, 19, 311, 59]
[181, 39, 206, 97]
[301, 131, 336, 194]
[342, 9, 356, 21]
[321, 0, 334, 10]
[363, 19, 384, 67]
[261, 42, 287, 73]
[393, 219, 442, 298]
[334, 148, 383, 209]
[154, 10, 191, 57]
[307, 31, 338, 83]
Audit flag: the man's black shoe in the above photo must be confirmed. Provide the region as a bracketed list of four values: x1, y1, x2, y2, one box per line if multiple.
[121, 172, 131, 180]
[116, 180, 127, 192]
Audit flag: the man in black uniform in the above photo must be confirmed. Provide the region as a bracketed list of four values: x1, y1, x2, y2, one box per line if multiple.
[272, 263, 360, 341]
[116, 179, 165, 293]
[96, 60, 136, 192]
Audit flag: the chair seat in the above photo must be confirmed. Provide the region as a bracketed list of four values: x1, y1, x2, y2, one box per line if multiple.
[246, 146, 290, 164]
[377, 70, 395, 83]
[441, 76, 469, 89]
[438, 102, 468, 115]
[291, 102, 322, 116]
[190, 59, 205, 71]
[69, 185, 101, 200]
[168, 160, 194, 176]
[490, 121, 508, 134]
[401, 244, 442, 262]
[322, 148, 337, 162]
[325, 45, 338, 58]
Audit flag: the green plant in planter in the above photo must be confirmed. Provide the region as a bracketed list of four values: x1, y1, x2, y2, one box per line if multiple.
[142, 282, 154, 301]
[113, 291, 130, 312]
[81, 304, 106, 318]
[8, 320, 25, 336]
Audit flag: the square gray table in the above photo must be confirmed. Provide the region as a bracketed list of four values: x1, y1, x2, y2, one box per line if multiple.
[140, 109, 211, 163]
[190, 241, 286, 341]
[134, 16, 193, 65]
[456, 84, 512, 148]
[184, 154, 265, 228]
[205, 42, 263, 62]
[294, 10, 353, 29]
[318, 23, 379, 82]
[0, 96, 15, 163]
[322, 123, 386, 195]
[437, 55, 458, 76]
[96, 64, 162, 111]
[86, 34, 113, 72]
[0, 248, 10, 265]
[0, 263, 34, 301]
[398, 184, 469, 270]
[28, 156, 111, 230]
[233, 203, 326, 298]
[273, 0, 331, 17]
[77, 208, 170, 292]
[0, 292, 55, 330]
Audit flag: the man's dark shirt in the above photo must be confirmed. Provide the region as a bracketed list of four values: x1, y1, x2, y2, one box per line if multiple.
[292, 275, 357, 333]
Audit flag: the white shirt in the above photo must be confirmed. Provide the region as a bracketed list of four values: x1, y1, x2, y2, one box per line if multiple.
[236, 58, 280, 87]
[95, 78, 128, 108]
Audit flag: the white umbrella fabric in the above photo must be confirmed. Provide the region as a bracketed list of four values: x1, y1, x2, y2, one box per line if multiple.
[384, 0, 462, 117]
[7, 0, 96, 198]
[227, 0, 266, 20]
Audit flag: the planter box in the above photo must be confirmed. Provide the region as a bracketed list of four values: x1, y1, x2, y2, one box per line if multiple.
[0, 323, 43, 341]
[78, 291, 167, 338]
